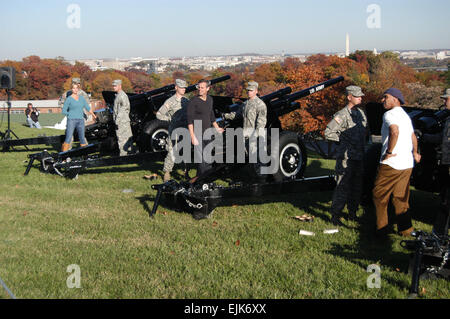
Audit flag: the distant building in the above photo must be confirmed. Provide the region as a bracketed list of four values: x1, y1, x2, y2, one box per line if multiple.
[0, 100, 61, 114]
[345, 33, 350, 57]
[0, 99, 100, 114]
[436, 51, 450, 60]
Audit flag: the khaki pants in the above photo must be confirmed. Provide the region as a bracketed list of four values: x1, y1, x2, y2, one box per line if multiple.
[372, 164, 413, 235]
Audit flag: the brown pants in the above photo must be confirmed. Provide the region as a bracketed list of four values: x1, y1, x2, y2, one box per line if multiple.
[372, 164, 413, 235]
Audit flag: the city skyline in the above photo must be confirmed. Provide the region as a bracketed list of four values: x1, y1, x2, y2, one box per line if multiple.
[1, 0, 449, 61]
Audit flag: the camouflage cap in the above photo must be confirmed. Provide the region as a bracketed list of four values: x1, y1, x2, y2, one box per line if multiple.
[175, 79, 188, 88]
[346, 85, 364, 97]
[441, 88, 450, 99]
[246, 81, 259, 91]
[72, 77, 81, 84]
[112, 79, 122, 86]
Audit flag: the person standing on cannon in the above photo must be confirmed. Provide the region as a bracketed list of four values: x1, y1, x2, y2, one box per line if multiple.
[112, 79, 135, 156]
[61, 83, 96, 152]
[145, 79, 189, 182]
[58, 77, 91, 121]
[324, 85, 368, 226]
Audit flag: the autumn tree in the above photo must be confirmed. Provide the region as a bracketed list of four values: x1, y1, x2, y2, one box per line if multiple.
[91, 71, 132, 99]
[253, 62, 285, 93]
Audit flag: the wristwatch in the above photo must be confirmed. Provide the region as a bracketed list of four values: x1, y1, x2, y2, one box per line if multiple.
[386, 150, 392, 154]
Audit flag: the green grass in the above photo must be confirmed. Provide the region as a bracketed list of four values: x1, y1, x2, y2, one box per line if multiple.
[0, 115, 448, 299]
[3, 113, 65, 127]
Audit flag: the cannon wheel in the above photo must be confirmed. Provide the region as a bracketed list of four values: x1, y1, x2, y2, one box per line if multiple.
[137, 119, 169, 153]
[271, 131, 307, 182]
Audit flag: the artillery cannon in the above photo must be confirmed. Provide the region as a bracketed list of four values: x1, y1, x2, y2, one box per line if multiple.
[150, 76, 345, 219]
[23, 76, 232, 178]
[1, 75, 231, 153]
[401, 230, 449, 298]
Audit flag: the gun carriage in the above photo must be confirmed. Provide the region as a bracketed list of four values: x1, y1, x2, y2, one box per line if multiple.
[150, 76, 345, 219]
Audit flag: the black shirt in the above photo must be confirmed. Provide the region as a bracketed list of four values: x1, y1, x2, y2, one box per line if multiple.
[25, 108, 39, 122]
[187, 96, 215, 136]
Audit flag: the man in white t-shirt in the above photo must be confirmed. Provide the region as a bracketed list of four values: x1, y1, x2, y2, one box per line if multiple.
[372, 88, 421, 239]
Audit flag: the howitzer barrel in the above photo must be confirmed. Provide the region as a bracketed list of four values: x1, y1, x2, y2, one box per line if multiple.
[140, 84, 175, 98]
[227, 87, 292, 113]
[184, 75, 231, 94]
[270, 76, 344, 110]
[129, 75, 231, 103]
[130, 75, 231, 106]
[261, 87, 292, 103]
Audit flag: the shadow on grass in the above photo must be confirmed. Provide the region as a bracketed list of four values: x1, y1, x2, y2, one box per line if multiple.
[136, 194, 192, 219]
[136, 194, 157, 218]
[327, 204, 413, 291]
[141, 159, 344, 227]
[408, 189, 441, 226]
[326, 187, 443, 293]
[304, 157, 334, 176]
[12, 146, 58, 153]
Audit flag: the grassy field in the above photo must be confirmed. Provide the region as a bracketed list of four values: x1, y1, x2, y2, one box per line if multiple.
[0, 115, 448, 299]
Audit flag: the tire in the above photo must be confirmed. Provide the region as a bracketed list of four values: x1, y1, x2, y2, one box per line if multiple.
[271, 131, 307, 182]
[137, 119, 169, 153]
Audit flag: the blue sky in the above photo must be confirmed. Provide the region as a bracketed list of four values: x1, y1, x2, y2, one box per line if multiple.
[0, 0, 449, 60]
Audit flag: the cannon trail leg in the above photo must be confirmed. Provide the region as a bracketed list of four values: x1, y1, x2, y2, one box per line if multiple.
[24, 157, 35, 176]
[150, 187, 163, 218]
[408, 245, 424, 298]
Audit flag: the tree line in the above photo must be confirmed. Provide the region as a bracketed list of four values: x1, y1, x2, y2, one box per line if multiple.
[1, 52, 448, 133]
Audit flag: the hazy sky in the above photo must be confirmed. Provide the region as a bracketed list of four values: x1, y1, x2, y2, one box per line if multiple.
[1, 0, 449, 60]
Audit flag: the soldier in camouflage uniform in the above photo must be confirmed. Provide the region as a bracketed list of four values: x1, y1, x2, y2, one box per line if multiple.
[324, 85, 368, 226]
[155, 79, 189, 182]
[112, 79, 134, 156]
[223, 81, 267, 137]
[223, 81, 267, 162]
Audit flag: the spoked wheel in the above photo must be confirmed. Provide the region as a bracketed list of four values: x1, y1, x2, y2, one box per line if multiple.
[272, 131, 307, 182]
[151, 127, 169, 152]
[137, 120, 169, 153]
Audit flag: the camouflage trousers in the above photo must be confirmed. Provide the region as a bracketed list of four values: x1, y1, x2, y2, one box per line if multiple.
[331, 158, 364, 216]
[163, 137, 174, 173]
[116, 121, 134, 156]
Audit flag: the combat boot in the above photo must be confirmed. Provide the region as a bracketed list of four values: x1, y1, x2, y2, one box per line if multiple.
[163, 171, 171, 182]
